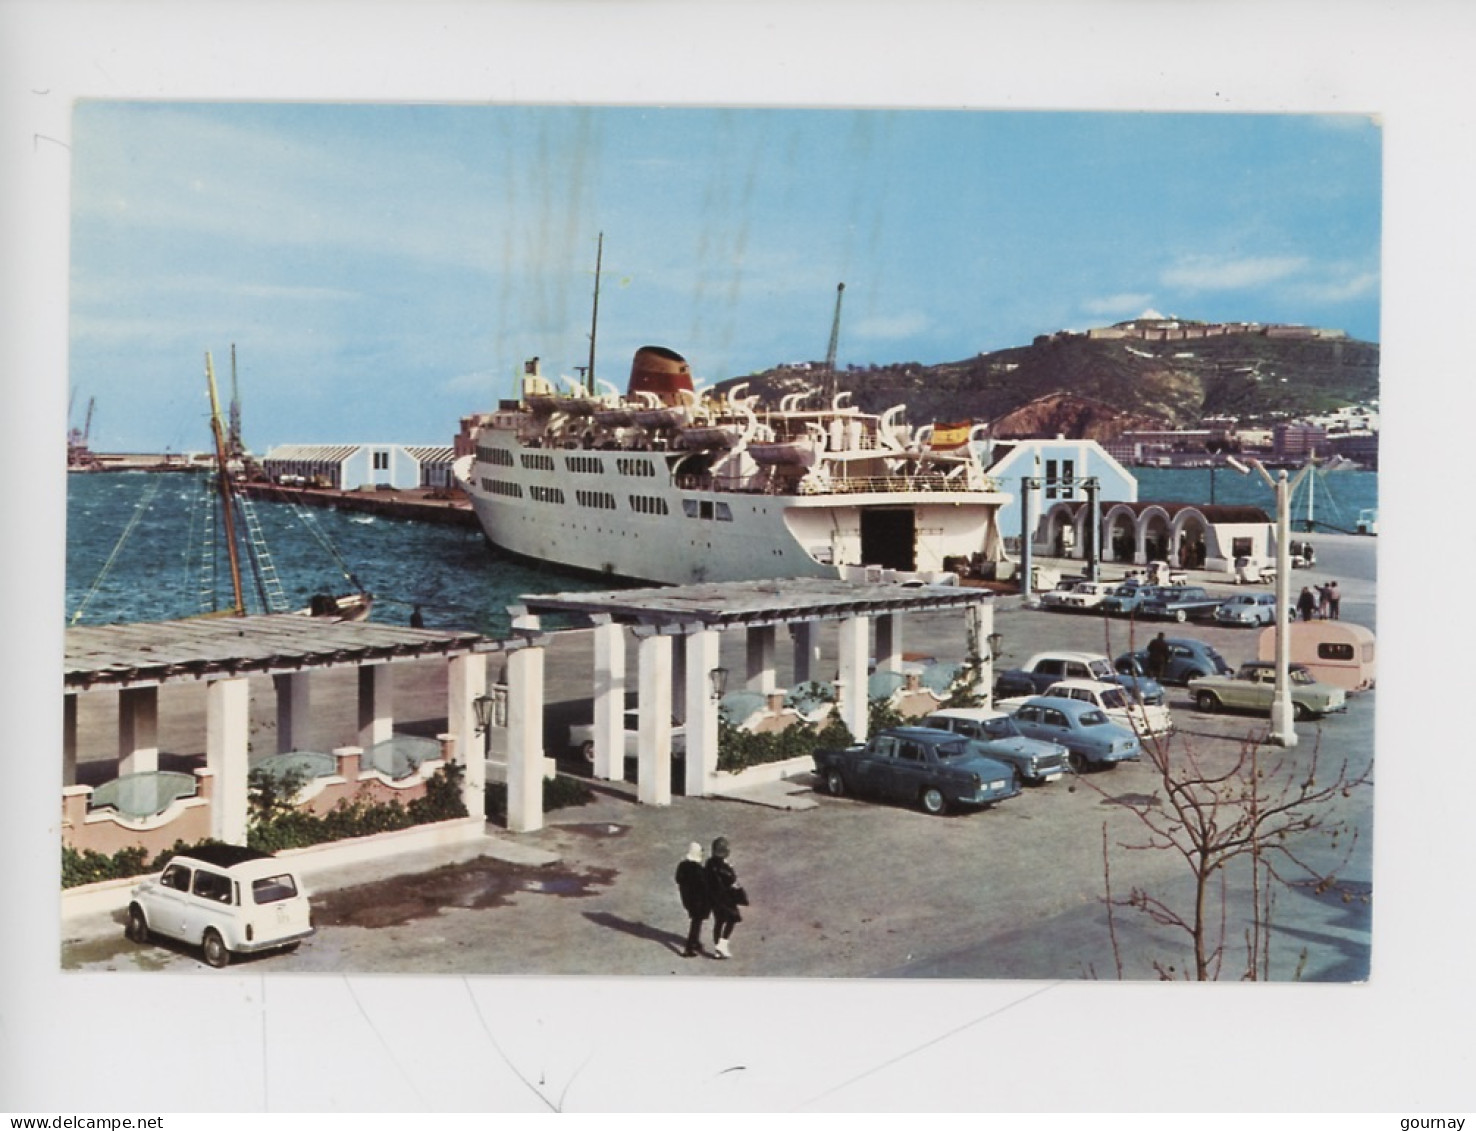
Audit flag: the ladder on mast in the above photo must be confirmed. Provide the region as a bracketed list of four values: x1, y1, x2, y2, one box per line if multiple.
[235, 493, 291, 613]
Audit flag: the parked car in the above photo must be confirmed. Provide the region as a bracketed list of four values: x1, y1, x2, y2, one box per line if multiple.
[1138, 585, 1225, 622]
[569, 710, 685, 764]
[919, 707, 1070, 785]
[125, 845, 314, 968]
[1256, 621, 1377, 693]
[1214, 592, 1290, 627]
[1039, 580, 1089, 611]
[1099, 583, 1167, 617]
[995, 650, 1166, 705]
[1007, 696, 1143, 771]
[1187, 661, 1347, 720]
[812, 726, 1020, 815]
[1030, 678, 1173, 737]
[1145, 561, 1189, 586]
[1116, 638, 1233, 686]
[1356, 508, 1378, 536]
[1232, 556, 1275, 585]
[1041, 580, 1113, 612]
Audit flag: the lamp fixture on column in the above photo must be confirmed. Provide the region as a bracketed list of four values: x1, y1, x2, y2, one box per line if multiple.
[708, 667, 729, 702]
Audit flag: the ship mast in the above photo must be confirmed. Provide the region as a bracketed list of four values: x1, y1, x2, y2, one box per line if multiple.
[205, 352, 247, 615]
[228, 343, 245, 462]
[586, 232, 603, 394]
[823, 281, 845, 405]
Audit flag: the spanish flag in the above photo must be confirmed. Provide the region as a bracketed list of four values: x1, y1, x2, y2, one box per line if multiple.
[931, 420, 972, 450]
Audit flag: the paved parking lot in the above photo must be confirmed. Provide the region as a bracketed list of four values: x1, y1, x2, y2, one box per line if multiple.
[64, 552, 1375, 982]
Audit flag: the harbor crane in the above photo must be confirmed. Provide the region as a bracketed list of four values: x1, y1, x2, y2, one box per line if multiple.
[822, 281, 845, 404]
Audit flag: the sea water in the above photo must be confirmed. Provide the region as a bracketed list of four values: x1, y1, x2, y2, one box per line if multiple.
[63, 472, 613, 635]
[65, 466, 1378, 632]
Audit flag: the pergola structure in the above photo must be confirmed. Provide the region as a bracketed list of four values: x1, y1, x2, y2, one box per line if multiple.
[63, 616, 513, 840]
[63, 580, 995, 844]
[519, 578, 997, 806]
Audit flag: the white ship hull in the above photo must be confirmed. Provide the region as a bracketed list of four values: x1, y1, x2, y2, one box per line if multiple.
[464, 433, 1008, 586]
[459, 347, 1011, 586]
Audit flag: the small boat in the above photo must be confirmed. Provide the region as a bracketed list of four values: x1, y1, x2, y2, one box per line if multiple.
[749, 437, 822, 468]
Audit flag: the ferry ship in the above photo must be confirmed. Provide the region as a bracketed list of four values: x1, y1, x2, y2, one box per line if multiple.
[457, 345, 1013, 585]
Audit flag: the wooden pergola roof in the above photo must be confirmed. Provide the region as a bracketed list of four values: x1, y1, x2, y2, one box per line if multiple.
[65, 615, 498, 691]
[519, 577, 992, 632]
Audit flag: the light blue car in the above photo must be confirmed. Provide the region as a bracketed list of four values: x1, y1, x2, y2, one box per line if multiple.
[1214, 592, 1287, 626]
[1008, 695, 1143, 771]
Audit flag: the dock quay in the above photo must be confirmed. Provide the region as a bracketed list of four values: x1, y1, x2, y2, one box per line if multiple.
[236, 480, 480, 527]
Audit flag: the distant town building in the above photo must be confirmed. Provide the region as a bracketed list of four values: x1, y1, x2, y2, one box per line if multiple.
[1272, 423, 1328, 462]
[262, 443, 457, 490]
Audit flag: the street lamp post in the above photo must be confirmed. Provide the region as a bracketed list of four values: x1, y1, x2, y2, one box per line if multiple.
[1244, 459, 1311, 747]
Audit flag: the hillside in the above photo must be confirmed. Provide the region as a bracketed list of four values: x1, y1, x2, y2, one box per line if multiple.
[718, 327, 1380, 435]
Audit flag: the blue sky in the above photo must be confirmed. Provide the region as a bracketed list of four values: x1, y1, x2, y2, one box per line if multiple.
[69, 103, 1381, 454]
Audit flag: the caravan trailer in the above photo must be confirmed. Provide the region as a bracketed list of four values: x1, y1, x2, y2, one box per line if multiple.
[1256, 620, 1376, 692]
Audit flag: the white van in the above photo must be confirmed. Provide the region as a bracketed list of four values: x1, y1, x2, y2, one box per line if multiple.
[1256, 620, 1376, 692]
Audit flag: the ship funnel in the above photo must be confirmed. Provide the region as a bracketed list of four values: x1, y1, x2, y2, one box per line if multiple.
[627, 345, 694, 405]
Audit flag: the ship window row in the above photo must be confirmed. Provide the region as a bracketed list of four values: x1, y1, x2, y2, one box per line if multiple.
[530, 485, 565, 504]
[616, 457, 656, 477]
[629, 495, 669, 516]
[479, 446, 515, 467]
[482, 477, 524, 498]
[565, 455, 604, 474]
[681, 499, 734, 522]
[576, 490, 617, 509]
[521, 453, 556, 471]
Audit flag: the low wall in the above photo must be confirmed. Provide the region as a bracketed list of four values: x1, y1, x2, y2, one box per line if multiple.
[710, 753, 815, 791]
[294, 748, 444, 816]
[62, 769, 215, 858]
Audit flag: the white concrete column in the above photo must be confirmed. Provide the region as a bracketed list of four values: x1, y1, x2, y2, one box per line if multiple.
[790, 621, 821, 688]
[965, 599, 995, 707]
[507, 615, 546, 833]
[205, 676, 251, 845]
[117, 686, 159, 775]
[683, 628, 721, 798]
[875, 613, 902, 673]
[446, 651, 488, 820]
[745, 624, 777, 693]
[637, 632, 674, 806]
[63, 694, 77, 786]
[592, 618, 626, 781]
[274, 671, 313, 753]
[837, 614, 870, 743]
[357, 663, 395, 751]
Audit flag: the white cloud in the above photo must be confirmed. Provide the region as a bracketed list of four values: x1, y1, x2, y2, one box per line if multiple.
[1161, 255, 1308, 291]
[1295, 270, 1381, 303]
[1080, 293, 1155, 317]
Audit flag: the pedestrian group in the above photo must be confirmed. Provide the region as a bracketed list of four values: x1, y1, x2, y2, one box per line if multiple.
[674, 836, 748, 960]
[1298, 580, 1341, 622]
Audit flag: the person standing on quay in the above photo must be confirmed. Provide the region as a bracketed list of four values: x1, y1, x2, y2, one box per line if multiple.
[1317, 583, 1332, 620]
[674, 842, 711, 959]
[704, 836, 747, 960]
[1298, 586, 1317, 622]
[1328, 580, 1341, 620]
[1146, 632, 1170, 680]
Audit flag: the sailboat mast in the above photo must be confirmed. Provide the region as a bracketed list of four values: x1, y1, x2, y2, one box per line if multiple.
[205, 352, 247, 615]
[586, 232, 603, 394]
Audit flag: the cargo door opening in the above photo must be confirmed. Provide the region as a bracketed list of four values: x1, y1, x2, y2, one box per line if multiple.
[860, 509, 916, 570]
